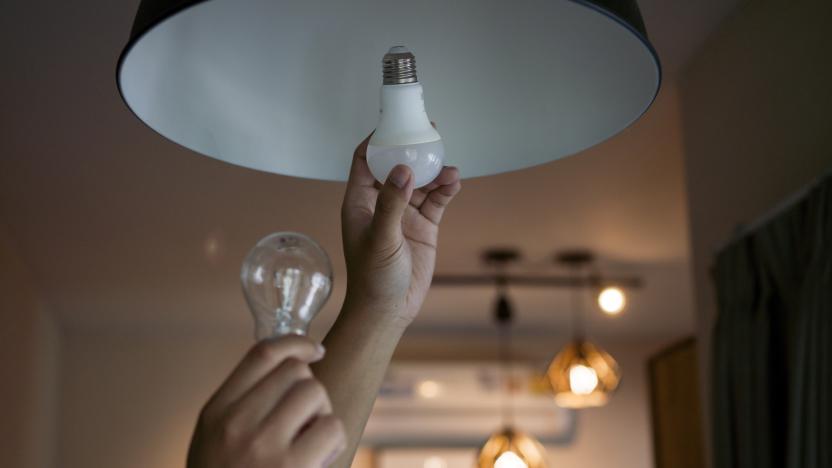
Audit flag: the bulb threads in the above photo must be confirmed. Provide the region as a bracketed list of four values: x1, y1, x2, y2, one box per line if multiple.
[382, 46, 417, 85]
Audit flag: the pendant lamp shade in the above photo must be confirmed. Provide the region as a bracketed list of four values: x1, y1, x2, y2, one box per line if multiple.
[547, 339, 621, 409]
[117, 0, 660, 181]
[478, 427, 547, 468]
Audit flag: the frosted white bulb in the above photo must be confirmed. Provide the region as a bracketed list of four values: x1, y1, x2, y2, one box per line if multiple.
[240, 232, 332, 339]
[368, 46, 444, 188]
[569, 364, 599, 395]
[494, 451, 528, 468]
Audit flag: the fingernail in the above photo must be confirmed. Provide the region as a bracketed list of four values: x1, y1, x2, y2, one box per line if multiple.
[387, 165, 410, 189]
[315, 343, 326, 356]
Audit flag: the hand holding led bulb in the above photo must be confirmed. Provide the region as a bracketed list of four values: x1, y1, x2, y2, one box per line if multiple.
[341, 134, 461, 327]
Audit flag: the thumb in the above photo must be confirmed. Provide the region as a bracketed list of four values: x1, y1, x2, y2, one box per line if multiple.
[371, 165, 414, 249]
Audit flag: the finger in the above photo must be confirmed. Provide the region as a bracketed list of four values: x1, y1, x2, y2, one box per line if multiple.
[262, 378, 333, 446]
[345, 132, 376, 190]
[411, 166, 461, 208]
[342, 133, 380, 241]
[225, 357, 313, 428]
[290, 415, 346, 468]
[419, 169, 462, 224]
[204, 336, 324, 414]
[370, 164, 414, 251]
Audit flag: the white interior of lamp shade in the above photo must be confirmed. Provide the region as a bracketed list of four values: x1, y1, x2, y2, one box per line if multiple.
[119, 0, 660, 181]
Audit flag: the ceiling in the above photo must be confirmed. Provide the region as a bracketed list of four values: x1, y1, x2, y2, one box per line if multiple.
[0, 0, 741, 342]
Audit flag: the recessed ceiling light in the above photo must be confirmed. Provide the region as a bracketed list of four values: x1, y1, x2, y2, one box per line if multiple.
[417, 380, 442, 399]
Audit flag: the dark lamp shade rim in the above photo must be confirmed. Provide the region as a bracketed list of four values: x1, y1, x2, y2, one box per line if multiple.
[116, 0, 662, 182]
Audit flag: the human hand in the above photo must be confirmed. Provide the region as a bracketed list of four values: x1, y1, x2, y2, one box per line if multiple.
[187, 336, 346, 468]
[340, 132, 462, 328]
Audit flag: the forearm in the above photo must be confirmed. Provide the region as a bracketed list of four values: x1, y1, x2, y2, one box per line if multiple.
[312, 299, 407, 468]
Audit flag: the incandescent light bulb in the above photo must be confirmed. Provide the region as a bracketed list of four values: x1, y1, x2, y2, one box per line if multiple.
[568, 364, 599, 395]
[367, 46, 444, 188]
[240, 232, 333, 339]
[494, 451, 528, 468]
[598, 286, 626, 314]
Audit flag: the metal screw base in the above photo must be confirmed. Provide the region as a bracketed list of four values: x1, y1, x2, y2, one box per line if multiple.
[382, 46, 418, 85]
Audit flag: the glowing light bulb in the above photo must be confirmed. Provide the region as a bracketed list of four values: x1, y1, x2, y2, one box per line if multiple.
[598, 287, 626, 314]
[417, 380, 442, 399]
[494, 451, 528, 468]
[569, 364, 599, 395]
[367, 46, 444, 188]
[240, 232, 333, 339]
[424, 456, 447, 468]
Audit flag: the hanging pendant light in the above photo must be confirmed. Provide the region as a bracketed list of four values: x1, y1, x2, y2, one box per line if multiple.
[547, 339, 621, 409]
[116, 0, 660, 181]
[478, 427, 547, 468]
[547, 250, 621, 409]
[478, 250, 548, 468]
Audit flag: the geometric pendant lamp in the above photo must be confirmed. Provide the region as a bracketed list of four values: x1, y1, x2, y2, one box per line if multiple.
[547, 339, 622, 409]
[478, 427, 547, 468]
[478, 284, 548, 468]
[547, 250, 622, 409]
[117, 0, 660, 181]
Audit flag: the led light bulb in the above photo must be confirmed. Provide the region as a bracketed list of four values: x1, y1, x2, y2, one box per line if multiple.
[598, 286, 626, 314]
[568, 364, 599, 395]
[367, 46, 444, 188]
[494, 451, 528, 468]
[240, 232, 333, 339]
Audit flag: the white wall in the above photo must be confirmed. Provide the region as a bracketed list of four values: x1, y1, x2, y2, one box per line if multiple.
[55, 330, 665, 468]
[56, 330, 248, 468]
[678, 0, 832, 464]
[0, 226, 59, 468]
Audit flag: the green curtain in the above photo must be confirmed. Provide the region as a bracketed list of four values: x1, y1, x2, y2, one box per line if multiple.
[712, 174, 831, 468]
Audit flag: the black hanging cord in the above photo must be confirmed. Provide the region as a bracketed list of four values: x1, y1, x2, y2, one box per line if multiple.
[570, 263, 585, 342]
[494, 273, 515, 429]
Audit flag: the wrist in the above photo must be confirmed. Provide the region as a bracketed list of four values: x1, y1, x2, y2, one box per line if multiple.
[341, 289, 413, 334]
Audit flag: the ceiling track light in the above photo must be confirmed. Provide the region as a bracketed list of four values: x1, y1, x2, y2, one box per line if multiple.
[438, 248, 627, 409]
[432, 248, 642, 317]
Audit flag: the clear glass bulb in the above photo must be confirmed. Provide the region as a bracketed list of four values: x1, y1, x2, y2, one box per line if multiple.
[568, 364, 599, 395]
[494, 451, 528, 468]
[240, 232, 332, 339]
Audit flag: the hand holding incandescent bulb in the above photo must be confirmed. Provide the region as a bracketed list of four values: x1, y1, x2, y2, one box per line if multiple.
[240, 232, 333, 339]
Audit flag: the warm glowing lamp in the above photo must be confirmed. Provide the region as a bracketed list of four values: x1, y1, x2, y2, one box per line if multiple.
[478, 428, 547, 468]
[549, 250, 622, 408]
[479, 250, 548, 468]
[598, 286, 626, 315]
[547, 340, 621, 408]
[417, 380, 442, 399]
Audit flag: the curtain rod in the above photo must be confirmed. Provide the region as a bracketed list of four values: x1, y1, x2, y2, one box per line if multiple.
[716, 166, 831, 254]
